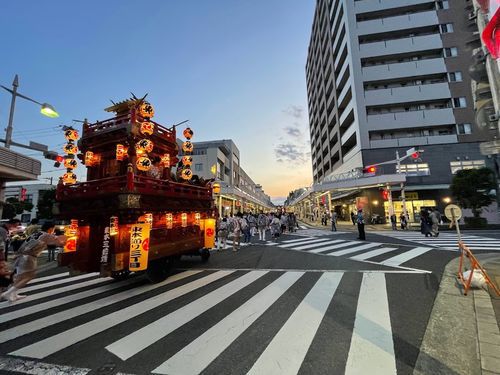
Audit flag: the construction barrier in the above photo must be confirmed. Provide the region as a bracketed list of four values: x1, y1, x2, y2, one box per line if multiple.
[457, 241, 500, 297]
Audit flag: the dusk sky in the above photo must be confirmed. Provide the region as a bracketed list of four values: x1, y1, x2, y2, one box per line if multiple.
[0, 0, 315, 202]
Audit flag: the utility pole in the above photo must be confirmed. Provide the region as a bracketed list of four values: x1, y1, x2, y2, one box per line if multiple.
[396, 150, 408, 221]
[5, 75, 19, 148]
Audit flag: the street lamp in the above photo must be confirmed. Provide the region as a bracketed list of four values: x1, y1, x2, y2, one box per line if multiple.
[1, 74, 59, 148]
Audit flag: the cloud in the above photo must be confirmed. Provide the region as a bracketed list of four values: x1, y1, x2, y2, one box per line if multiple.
[274, 143, 308, 164]
[284, 126, 302, 138]
[283, 105, 304, 119]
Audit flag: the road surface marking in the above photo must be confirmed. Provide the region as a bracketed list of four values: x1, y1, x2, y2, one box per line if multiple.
[326, 243, 381, 256]
[350, 247, 397, 261]
[379, 247, 432, 267]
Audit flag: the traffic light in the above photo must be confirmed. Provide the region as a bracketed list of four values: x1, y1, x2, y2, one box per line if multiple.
[410, 152, 420, 160]
[382, 189, 389, 201]
[363, 165, 377, 176]
[44, 151, 64, 167]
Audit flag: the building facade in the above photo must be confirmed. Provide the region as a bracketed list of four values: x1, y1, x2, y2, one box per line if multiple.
[4, 183, 54, 223]
[306, 0, 498, 222]
[179, 139, 274, 216]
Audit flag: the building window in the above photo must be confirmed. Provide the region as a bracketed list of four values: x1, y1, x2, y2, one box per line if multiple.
[450, 160, 486, 174]
[448, 72, 462, 82]
[397, 163, 431, 176]
[444, 47, 458, 57]
[440, 23, 454, 33]
[453, 97, 467, 108]
[456, 123, 472, 135]
[436, 1, 449, 9]
[193, 149, 207, 155]
[194, 163, 203, 172]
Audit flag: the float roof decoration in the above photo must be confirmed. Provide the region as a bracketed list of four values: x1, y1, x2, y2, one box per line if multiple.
[104, 93, 149, 114]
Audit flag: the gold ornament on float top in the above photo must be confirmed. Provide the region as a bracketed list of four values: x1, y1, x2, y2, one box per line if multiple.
[182, 141, 193, 153]
[183, 127, 193, 140]
[62, 172, 77, 185]
[181, 155, 193, 166]
[64, 158, 78, 169]
[63, 143, 78, 155]
[135, 139, 154, 154]
[64, 129, 79, 141]
[140, 121, 154, 136]
[136, 156, 152, 171]
[138, 102, 155, 118]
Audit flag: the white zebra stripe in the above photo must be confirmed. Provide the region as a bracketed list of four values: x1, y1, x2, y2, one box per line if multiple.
[20, 273, 99, 293]
[279, 238, 330, 248]
[345, 273, 396, 374]
[28, 272, 70, 284]
[379, 247, 432, 267]
[306, 240, 359, 254]
[248, 272, 342, 374]
[326, 243, 381, 257]
[9, 271, 234, 359]
[152, 271, 304, 375]
[350, 248, 398, 261]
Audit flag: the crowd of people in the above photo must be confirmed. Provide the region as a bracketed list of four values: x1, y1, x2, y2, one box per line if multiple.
[216, 211, 298, 251]
[0, 218, 66, 302]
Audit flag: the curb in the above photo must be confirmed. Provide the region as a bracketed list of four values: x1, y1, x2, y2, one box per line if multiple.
[414, 256, 500, 375]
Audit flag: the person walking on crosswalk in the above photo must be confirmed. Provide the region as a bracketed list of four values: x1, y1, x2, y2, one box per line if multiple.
[356, 209, 366, 240]
[231, 213, 243, 252]
[331, 211, 337, 232]
[217, 218, 229, 250]
[429, 208, 440, 237]
[257, 212, 269, 241]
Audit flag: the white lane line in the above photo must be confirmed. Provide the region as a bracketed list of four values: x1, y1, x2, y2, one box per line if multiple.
[310, 241, 362, 254]
[280, 237, 314, 244]
[350, 248, 397, 261]
[28, 272, 70, 284]
[294, 240, 345, 251]
[152, 271, 305, 375]
[9, 271, 234, 359]
[306, 241, 357, 254]
[0, 355, 91, 375]
[326, 243, 381, 257]
[0, 277, 139, 324]
[20, 273, 100, 293]
[106, 270, 268, 360]
[0, 271, 201, 343]
[248, 272, 342, 375]
[379, 247, 432, 267]
[265, 242, 279, 246]
[345, 273, 396, 375]
[278, 238, 330, 248]
[0, 277, 108, 309]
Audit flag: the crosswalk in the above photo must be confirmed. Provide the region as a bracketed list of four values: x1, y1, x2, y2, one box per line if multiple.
[268, 236, 433, 270]
[0, 269, 428, 374]
[371, 231, 500, 252]
[296, 226, 347, 236]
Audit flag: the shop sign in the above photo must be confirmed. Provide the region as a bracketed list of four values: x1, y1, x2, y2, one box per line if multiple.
[404, 192, 419, 200]
[129, 224, 150, 271]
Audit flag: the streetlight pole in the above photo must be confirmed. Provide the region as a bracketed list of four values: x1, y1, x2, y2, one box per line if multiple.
[396, 150, 408, 221]
[4, 75, 19, 148]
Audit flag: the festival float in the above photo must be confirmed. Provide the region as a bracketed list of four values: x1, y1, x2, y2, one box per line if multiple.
[54, 96, 216, 282]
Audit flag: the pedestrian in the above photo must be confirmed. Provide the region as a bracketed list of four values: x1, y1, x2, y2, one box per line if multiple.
[1, 222, 66, 302]
[24, 218, 41, 237]
[247, 214, 257, 237]
[231, 213, 242, 252]
[390, 213, 397, 230]
[356, 209, 366, 240]
[280, 214, 288, 234]
[399, 213, 408, 230]
[217, 217, 229, 250]
[287, 213, 296, 233]
[429, 208, 440, 237]
[420, 209, 432, 238]
[1, 219, 21, 260]
[271, 214, 281, 239]
[242, 214, 251, 244]
[257, 211, 268, 241]
[351, 211, 356, 226]
[331, 211, 337, 232]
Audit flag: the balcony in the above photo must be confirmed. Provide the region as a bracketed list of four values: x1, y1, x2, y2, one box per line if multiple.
[0, 147, 41, 181]
[354, 0, 435, 14]
[366, 108, 456, 130]
[362, 58, 447, 81]
[369, 134, 458, 148]
[364, 83, 451, 106]
[356, 10, 438, 36]
[359, 33, 443, 58]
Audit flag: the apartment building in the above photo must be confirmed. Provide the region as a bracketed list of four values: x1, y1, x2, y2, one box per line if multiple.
[179, 139, 274, 215]
[306, 0, 497, 222]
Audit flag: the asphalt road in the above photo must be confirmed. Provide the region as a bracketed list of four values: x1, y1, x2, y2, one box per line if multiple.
[1, 226, 491, 375]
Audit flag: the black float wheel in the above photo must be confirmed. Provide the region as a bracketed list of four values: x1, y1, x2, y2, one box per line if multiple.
[200, 249, 210, 263]
[146, 257, 173, 283]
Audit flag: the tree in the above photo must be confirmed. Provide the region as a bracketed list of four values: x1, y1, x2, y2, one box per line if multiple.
[450, 167, 497, 218]
[1, 202, 17, 219]
[37, 189, 56, 219]
[5, 197, 34, 215]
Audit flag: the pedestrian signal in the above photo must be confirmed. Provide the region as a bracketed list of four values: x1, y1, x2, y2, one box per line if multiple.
[382, 189, 389, 200]
[363, 166, 377, 175]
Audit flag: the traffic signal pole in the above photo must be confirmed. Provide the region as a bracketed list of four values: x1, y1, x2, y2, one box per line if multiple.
[396, 150, 408, 222]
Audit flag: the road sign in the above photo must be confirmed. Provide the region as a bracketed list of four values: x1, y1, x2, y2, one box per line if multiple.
[444, 204, 462, 221]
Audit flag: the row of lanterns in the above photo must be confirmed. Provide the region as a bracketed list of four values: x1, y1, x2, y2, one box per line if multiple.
[180, 127, 194, 180]
[61, 127, 79, 185]
[135, 101, 156, 172]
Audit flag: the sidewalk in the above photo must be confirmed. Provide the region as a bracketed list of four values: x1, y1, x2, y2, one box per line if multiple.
[415, 254, 500, 375]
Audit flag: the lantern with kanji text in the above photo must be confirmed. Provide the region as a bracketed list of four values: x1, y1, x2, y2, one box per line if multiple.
[136, 156, 152, 171]
[140, 121, 155, 136]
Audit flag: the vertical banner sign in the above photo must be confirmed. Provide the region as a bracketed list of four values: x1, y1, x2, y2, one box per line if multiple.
[101, 227, 110, 264]
[129, 223, 150, 271]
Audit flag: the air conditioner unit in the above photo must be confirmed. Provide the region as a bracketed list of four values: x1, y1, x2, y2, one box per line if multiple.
[488, 113, 499, 122]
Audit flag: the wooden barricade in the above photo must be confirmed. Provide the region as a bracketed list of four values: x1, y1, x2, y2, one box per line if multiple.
[457, 241, 500, 297]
